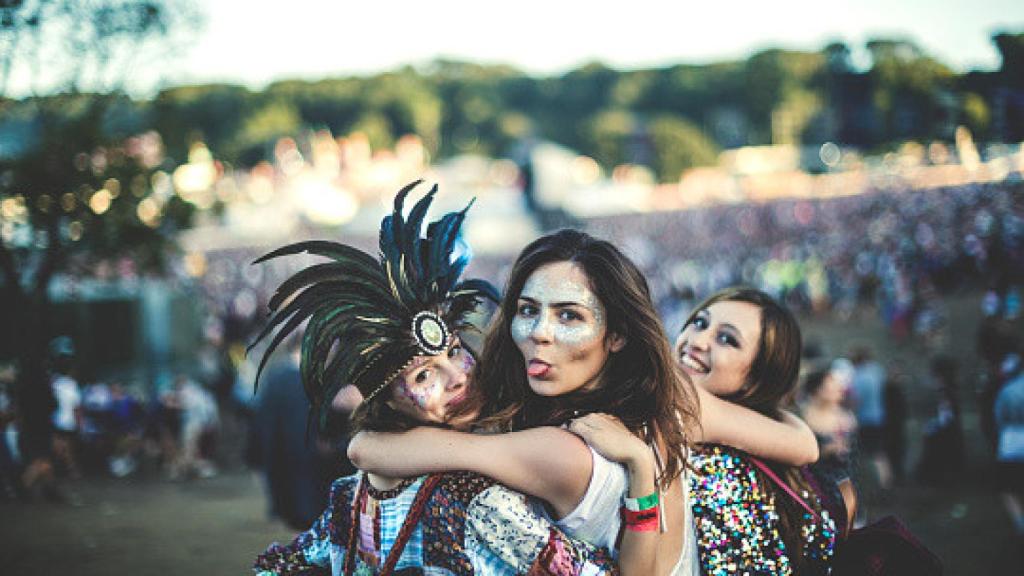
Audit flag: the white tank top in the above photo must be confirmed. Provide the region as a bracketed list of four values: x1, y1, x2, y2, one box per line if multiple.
[543, 447, 700, 575]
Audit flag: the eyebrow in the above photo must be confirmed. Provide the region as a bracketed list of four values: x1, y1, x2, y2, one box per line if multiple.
[519, 295, 590, 308]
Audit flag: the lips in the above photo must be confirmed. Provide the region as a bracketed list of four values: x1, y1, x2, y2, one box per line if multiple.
[527, 359, 551, 377]
[679, 350, 709, 375]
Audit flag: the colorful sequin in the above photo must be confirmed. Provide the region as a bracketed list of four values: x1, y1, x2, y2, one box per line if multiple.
[688, 445, 836, 576]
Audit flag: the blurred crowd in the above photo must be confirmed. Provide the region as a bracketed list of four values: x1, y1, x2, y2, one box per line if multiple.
[592, 181, 1022, 343]
[0, 341, 224, 502]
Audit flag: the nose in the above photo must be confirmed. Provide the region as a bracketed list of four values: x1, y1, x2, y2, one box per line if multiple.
[686, 328, 711, 351]
[528, 314, 554, 344]
[439, 358, 468, 390]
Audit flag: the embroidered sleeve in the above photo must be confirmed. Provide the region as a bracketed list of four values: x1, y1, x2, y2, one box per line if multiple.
[254, 476, 357, 575]
[467, 485, 617, 576]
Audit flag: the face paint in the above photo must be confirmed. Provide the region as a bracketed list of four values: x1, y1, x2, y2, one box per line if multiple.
[511, 261, 615, 397]
[511, 265, 605, 347]
[387, 339, 474, 425]
[395, 356, 444, 410]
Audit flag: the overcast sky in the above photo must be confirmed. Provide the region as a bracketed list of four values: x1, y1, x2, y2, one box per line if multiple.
[8, 0, 1024, 97]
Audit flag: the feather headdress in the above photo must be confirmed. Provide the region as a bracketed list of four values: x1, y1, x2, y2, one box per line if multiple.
[250, 180, 498, 431]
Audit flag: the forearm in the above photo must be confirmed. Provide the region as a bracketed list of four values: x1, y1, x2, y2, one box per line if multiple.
[348, 427, 469, 476]
[616, 452, 658, 576]
[697, 387, 819, 465]
[348, 426, 593, 515]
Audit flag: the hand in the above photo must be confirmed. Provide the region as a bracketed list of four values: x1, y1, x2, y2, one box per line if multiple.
[567, 413, 652, 471]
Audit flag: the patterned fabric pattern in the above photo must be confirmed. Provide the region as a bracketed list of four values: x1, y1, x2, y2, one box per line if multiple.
[688, 445, 836, 576]
[421, 472, 494, 573]
[467, 485, 553, 571]
[255, 475, 359, 575]
[255, 471, 615, 575]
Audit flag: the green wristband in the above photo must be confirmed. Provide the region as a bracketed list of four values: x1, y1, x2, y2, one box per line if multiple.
[623, 490, 659, 512]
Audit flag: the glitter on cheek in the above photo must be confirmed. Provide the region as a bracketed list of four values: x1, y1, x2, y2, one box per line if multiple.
[552, 322, 601, 347]
[460, 351, 475, 373]
[396, 374, 443, 410]
[510, 315, 537, 343]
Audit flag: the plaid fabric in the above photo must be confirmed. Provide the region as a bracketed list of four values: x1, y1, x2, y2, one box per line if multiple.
[375, 477, 428, 573]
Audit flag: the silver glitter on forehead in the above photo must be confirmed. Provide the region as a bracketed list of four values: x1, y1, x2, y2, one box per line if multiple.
[510, 263, 606, 346]
[520, 266, 605, 326]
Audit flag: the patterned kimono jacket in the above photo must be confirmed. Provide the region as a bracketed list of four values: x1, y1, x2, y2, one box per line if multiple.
[255, 471, 617, 576]
[688, 445, 838, 576]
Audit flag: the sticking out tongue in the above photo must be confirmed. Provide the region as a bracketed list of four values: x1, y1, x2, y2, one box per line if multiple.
[528, 361, 550, 377]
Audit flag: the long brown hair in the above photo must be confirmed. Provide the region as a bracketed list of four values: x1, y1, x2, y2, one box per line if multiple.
[474, 229, 695, 486]
[684, 287, 820, 565]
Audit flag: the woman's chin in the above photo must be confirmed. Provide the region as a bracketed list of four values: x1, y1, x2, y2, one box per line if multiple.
[528, 378, 564, 397]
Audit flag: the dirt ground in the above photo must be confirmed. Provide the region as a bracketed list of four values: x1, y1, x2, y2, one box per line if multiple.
[0, 292, 1018, 575]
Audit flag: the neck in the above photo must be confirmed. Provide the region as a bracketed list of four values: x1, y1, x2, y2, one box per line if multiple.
[367, 472, 406, 490]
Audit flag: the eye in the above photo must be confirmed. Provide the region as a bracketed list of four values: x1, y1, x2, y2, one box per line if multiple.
[690, 316, 709, 330]
[558, 309, 583, 322]
[414, 369, 431, 383]
[716, 332, 739, 347]
[516, 302, 538, 317]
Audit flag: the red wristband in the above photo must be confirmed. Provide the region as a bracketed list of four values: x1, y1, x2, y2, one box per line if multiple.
[621, 505, 660, 531]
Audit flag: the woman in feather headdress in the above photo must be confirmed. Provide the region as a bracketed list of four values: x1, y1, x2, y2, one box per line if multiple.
[251, 181, 618, 576]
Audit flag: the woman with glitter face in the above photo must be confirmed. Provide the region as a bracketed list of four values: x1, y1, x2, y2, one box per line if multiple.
[349, 231, 820, 575]
[574, 287, 841, 575]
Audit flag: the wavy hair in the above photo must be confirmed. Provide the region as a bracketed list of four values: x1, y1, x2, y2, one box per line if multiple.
[473, 229, 695, 486]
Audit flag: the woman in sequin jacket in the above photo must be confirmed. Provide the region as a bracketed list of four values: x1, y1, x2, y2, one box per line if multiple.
[576, 287, 842, 575]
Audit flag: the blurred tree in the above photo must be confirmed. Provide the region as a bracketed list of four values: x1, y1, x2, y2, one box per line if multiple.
[646, 114, 720, 181]
[865, 37, 955, 142]
[993, 33, 1023, 87]
[0, 0, 200, 460]
[584, 108, 635, 170]
[744, 49, 826, 145]
[231, 99, 303, 160]
[961, 92, 991, 137]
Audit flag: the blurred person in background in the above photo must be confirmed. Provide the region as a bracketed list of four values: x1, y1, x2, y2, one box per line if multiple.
[0, 361, 21, 499]
[994, 350, 1024, 544]
[883, 363, 910, 486]
[850, 345, 892, 491]
[106, 383, 145, 477]
[801, 365, 859, 525]
[977, 314, 1018, 452]
[48, 336, 82, 480]
[917, 355, 966, 487]
[250, 335, 347, 530]
[168, 374, 220, 479]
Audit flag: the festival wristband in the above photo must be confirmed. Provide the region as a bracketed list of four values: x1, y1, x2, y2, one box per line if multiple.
[623, 490, 659, 512]
[622, 506, 660, 532]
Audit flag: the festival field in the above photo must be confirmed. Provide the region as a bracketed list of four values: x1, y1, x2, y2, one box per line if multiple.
[0, 291, 1015, 576]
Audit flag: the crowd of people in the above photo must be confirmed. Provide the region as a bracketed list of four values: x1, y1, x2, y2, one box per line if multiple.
[591, 181, 1022, 342]
[0, 345, 226, 502]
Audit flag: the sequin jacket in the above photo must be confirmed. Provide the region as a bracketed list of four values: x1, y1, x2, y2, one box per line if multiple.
[688, 445, 837, 576]
[254, 471, 617, 576]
